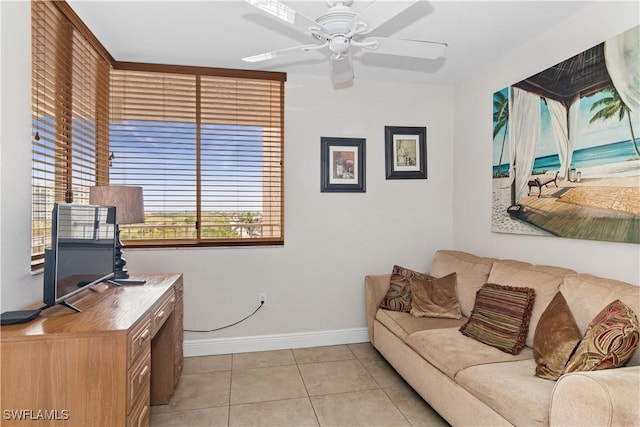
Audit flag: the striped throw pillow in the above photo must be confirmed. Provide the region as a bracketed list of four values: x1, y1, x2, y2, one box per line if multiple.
[460, 283, 536, 355]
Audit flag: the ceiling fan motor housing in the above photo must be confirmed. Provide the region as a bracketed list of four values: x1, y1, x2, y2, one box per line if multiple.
[316, 4, 356, 36]
[316, 2, 359, 57]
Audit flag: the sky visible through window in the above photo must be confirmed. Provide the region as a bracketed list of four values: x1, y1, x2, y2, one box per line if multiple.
[34, 118, 267, 212]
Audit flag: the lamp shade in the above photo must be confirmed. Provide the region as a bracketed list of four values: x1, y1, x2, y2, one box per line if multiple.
[89, 186, 145, 224]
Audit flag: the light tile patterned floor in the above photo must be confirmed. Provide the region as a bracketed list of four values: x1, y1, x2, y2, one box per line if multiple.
[151, 343, 450, 427]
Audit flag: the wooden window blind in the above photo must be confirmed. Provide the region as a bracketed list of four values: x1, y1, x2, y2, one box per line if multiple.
[31, 0, 110, 268]
[32, 0, 285, 262]
[109, 66, 285, 247]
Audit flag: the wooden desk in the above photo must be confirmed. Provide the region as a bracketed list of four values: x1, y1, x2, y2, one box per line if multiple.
[1, 274, 184, 426]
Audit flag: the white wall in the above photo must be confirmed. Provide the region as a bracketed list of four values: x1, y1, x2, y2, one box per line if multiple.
[0, 1, 42, 311]
[452, 1, 640, 285]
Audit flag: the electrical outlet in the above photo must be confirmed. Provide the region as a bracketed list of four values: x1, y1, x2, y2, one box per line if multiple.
[259, 293, 267, 306]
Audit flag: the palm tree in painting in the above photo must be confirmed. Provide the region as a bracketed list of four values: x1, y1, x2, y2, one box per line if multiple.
[493, 90, 509, 177]
[589, 86, 639, 157]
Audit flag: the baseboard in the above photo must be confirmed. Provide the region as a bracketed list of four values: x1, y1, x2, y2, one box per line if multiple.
[183, 327, 370, 357]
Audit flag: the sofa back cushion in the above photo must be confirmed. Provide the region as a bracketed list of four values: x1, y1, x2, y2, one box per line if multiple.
[487, 260, 575, 348]
[560, 273, 640, 366]
[427, 250, 496, 317]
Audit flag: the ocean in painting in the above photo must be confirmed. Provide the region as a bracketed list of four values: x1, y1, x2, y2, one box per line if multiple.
[493, 139, 638, 175]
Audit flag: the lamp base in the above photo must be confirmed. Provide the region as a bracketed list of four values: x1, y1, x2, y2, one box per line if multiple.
[113, 267, 130, 280]
[114, 224, 130, 279]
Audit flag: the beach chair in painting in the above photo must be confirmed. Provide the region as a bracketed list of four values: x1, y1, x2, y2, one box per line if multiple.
[527, 170, 559, 197]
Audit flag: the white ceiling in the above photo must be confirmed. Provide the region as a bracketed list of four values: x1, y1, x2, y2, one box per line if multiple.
[67, 0, 592, 86]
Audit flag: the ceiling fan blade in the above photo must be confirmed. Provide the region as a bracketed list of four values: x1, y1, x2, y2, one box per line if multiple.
[350, 0, 421, 35]
[244, 0, 327, 34]
[242, 44, 326, 62]
[330, 53, 354, 86]
[362, 37, 447, 59]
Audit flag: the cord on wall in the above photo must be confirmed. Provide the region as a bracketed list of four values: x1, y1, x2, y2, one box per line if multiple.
[184, 301, 264, 333]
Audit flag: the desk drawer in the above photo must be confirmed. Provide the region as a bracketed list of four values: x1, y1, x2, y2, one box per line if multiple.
[128, 315, 152, 366]
[128, 351, 151, 412]
[151, 290, 176, 336]
[127, 387, 150, 427]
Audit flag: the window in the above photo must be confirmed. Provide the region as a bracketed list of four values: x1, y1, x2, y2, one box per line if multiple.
[31, 1, 286, 269]
[31, 0, 110, 268]
[109, 65, 285, 247]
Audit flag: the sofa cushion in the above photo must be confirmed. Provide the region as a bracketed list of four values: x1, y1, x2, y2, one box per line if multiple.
[409, 272, 461, 319]
[405, 328, 533, 379]
[533, 291, 582, 380]
[375, 309, 466, 341]
[560, 273, 640, 366]
[460, 283, 536, 354]
[427, 250, 496, 317]
[487, 260, 575, 348]
[378, 265, 424, 312]
[564, 299, 639, 373]
[455, 359, 555, 427]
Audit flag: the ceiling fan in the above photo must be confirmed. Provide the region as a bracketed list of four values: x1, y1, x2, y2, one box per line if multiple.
[242, 0, 447, 87]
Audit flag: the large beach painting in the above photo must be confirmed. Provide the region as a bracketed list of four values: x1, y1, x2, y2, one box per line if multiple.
[492, 25, 639, 244]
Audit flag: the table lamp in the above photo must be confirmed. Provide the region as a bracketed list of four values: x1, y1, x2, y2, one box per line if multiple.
[90, 185, 144, 280]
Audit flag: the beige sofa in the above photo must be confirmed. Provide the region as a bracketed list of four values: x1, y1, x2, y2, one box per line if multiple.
[365, 250, 640, 426]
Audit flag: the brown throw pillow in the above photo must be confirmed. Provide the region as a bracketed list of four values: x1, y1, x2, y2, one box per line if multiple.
[378, 265, 424, 312]
[459, 283, 536, 355]
[409, 273, 461, 319]
[533, 291, 582, 380]
[564, 299, 639, 373]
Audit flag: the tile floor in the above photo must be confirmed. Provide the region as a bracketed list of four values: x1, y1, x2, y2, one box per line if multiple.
[151, 343, 450, 427]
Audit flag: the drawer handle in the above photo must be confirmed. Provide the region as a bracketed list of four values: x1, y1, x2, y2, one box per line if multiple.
[137, 404, 149, 427]
[170, 296, 176, 304]
[138, 329, 150, 346]
[138, 365, 150, 384]
[156, 310, 166, 321]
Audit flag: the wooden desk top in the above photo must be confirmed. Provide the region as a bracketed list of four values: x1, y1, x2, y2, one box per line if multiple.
[1, 273, 182, 340]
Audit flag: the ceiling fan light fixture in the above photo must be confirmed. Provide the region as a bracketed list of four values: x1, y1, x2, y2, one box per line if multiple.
[329, 35, 350, 55]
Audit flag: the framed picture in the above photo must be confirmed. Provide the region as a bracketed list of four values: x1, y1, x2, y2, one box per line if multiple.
[385, 126, 427, 179]
[320, 137, 366, 192]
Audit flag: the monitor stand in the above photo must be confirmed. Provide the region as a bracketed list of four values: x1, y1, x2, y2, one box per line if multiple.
[59, 301, 81, 313]
[108, 279, 147, 286]
[1, 300, 81, 324]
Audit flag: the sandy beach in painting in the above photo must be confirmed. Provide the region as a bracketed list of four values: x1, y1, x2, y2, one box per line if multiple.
[492, 178, 551, 235]
[576, 158, 640, 178]
[492, 159, 640, 235]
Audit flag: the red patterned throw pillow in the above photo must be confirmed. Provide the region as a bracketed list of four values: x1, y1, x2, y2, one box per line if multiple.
[459, 283, 536, 355]
[564, 299, 639, 373]
[378, 265, 424, 312]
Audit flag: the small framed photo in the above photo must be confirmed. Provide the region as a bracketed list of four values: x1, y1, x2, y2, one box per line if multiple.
[385, 126, 427, 179]
[320, 137, 366, 192]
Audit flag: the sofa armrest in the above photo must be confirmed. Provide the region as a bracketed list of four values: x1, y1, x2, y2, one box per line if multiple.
[549, 366, 640, 426]
[364, 274, 391, 345]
